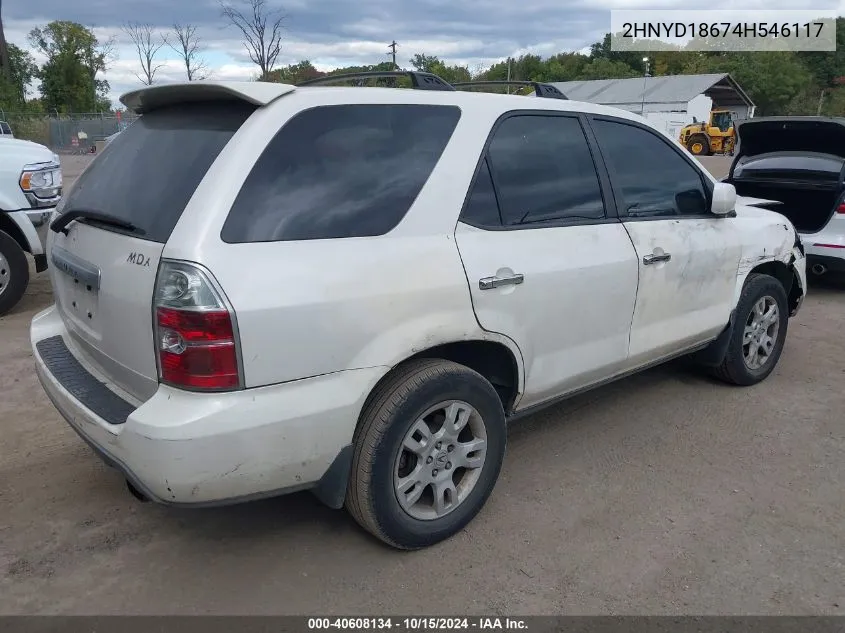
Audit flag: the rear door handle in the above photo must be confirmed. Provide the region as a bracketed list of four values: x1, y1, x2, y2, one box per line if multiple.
[479, 273, 524, 290]
[643, 252, 671, 265]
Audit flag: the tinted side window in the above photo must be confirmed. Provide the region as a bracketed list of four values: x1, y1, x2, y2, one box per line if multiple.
[221, 104, 461, 243]
[0, 122, 11, 134]
[485, 115, 605, 226]
[592, 119, 709, 218]
[460, 159, 502, 227]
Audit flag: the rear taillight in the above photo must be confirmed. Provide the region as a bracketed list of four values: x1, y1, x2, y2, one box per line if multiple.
[837, 203, 845, 214]
[153, 261, 241, 391]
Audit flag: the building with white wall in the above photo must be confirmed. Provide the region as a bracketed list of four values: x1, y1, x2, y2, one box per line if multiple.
[550, 73, 755, 139]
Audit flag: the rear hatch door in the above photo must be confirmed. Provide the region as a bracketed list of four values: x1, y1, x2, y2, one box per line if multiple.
[48, 101, 256, 402]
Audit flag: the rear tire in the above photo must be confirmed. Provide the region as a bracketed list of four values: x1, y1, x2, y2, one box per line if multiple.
[713, 273, 789, 386]
[0, 230, 29, 316]
[346, 359, 506, 550]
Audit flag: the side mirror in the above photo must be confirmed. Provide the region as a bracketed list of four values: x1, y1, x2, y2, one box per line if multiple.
[711, 182, 737, 216]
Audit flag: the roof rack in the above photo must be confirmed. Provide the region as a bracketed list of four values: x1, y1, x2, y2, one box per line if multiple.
[296, 71, 455, 91]
[451, 81, 568, 100]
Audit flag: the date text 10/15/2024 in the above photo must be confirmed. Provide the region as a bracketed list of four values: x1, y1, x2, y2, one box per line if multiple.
[308, 617, 528, 631]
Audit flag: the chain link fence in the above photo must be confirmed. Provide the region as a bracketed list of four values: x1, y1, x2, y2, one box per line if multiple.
[1, 112, 140, 153]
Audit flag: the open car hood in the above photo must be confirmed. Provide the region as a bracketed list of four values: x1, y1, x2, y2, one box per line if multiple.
[734, 117, 845, 160]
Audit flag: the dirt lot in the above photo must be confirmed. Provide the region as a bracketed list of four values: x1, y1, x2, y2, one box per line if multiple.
[1, 155, 844, 615]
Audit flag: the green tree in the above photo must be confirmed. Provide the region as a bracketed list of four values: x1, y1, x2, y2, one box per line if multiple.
[409, 54, 471, 83]
[796, 17, 845, 89]
[589, 33, 646, 71]
[544, 53, 589, 81]
[270, 60, 325, 84]
[722, 52, 815, 115]
[28, 21, 113, 113]
[0, 43, 38, 108]
[578, 57, 639, 80]
[409, 53, 440, 73]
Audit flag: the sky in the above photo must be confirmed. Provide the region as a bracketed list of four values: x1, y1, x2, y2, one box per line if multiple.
[3, 0, 844, 106]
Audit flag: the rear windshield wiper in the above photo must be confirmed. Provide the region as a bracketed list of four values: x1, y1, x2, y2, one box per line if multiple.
[50, 208, 145, 236]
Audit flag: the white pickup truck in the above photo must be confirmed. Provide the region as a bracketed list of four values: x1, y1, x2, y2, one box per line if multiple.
[0, 138, 62, 315]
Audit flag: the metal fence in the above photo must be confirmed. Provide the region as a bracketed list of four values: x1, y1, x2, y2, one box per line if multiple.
[1, 112, 140, 152]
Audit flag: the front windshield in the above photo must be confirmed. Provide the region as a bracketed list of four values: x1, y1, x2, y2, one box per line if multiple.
[712, 112, 733, 132]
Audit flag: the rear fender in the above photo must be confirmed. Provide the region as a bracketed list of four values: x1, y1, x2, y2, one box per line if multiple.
[349, 316, 526, 403]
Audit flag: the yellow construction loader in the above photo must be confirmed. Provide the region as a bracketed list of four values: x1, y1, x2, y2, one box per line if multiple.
[679, 110, 736, 156]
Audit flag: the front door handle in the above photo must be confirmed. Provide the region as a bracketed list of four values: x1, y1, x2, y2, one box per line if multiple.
[643, 252, 671, 265]
[479, 273, 524, 290]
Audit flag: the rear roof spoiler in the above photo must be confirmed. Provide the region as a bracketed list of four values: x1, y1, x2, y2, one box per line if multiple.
[120, 81, 297, 114]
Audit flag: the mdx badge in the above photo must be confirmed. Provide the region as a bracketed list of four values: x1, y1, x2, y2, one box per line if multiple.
[127, 252, 151, 267]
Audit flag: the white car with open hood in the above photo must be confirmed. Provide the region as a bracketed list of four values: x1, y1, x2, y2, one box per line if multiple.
[31, 76, 806, 550]
[725, 116, 845, 280]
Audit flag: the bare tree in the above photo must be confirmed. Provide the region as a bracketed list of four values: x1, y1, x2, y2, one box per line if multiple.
[220, 0, 286, 80]
[164, 23, 209, 81]
[123, 21, 165, 85]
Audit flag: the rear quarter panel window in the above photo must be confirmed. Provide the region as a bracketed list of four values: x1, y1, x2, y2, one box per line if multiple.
[220, 104, 461, 243]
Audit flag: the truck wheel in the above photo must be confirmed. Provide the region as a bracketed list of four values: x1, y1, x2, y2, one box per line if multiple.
[346, 359, 506, 550]
[0, 230, 29, 316]
[713, 273, 789, 386]
[687, 134, 710, 156]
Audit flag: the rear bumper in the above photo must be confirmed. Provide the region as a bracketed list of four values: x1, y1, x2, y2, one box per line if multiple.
[807, 253, 845, 275]
[31, 304, 386, 507]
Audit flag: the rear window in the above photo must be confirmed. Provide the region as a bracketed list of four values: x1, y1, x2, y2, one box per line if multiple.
[220, 104, 461, 243]
[0, 122, 12, 135]
[62, 101, 255, 243]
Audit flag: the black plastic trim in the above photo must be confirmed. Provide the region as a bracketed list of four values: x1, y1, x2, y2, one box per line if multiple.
[297, 71, 455, 91]
[35, 335, 135, 426]
[691, 311, 736, 367]
[34, 253, 48, 273]
[311, 444, 354, 509]
[451, 80, 568, 100]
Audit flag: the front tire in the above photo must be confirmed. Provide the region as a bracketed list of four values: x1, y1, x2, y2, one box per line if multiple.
[346, 359, 506, 550]
[0, 230, 30, 316]
[713, 273, 789, 386]
[687, 134, 710, 156]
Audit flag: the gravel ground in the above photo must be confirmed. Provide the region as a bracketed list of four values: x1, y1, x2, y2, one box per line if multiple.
[0, 155, 843, 615]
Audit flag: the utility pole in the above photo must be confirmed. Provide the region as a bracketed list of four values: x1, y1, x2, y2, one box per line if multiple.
[640, 57, 650, 115]
[506, 57, 511, 94]
[388, 40, 398, 70]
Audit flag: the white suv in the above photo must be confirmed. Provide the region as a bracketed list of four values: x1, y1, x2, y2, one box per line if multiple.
[31, 75, 806, 550]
